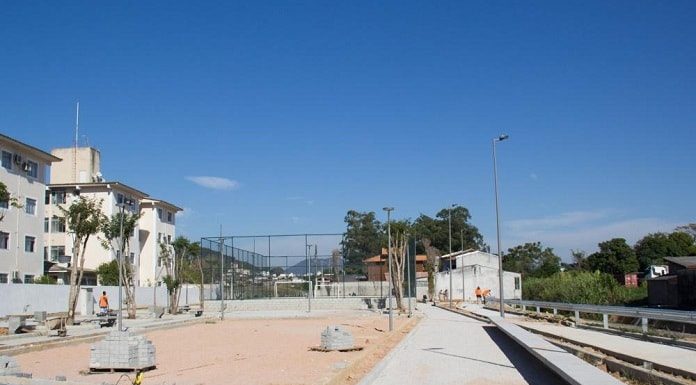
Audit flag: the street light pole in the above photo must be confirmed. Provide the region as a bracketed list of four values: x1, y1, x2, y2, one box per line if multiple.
[383, 207, 394, 332]
[116, 198, 132, 332]
[448, 204, 455, 308]
[493, 134, 509, 317]
[406, 234, 412, 317]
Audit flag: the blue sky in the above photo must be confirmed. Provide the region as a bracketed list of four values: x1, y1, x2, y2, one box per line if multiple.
[1, 1, 695, 260]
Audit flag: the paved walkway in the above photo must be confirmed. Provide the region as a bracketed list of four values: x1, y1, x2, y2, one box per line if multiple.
[359, 305, 566, 385]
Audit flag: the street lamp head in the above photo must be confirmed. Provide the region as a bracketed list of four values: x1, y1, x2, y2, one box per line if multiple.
[382, 207, 394, 212]
[496, 134, 509, 142]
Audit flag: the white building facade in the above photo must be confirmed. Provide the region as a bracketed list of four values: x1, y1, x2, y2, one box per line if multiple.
[0, 134, 61, 283]
[138, 198, 181, 286]
[435, 250, 522, 301]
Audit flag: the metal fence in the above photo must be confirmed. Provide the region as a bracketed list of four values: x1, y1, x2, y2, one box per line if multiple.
[199, 233, 418, 301]
[502, 298, 696, 333]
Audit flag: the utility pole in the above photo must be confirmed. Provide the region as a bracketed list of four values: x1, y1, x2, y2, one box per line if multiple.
[383, 207, 394, 332]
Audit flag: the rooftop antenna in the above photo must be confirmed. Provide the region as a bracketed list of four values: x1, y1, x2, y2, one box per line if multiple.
[73, 101, 79, 183]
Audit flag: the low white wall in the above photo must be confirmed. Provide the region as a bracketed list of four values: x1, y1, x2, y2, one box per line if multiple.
[0, 284, 201, 317]
[206, 297, 380, 312]
[435, 266, 521, 301]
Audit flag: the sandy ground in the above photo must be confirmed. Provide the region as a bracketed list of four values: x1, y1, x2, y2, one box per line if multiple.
[15, 311, 418, 385]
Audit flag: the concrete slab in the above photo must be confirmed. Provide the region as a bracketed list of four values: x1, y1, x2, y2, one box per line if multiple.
[487, 314, 625, 385]
[359, 305, 567, 385]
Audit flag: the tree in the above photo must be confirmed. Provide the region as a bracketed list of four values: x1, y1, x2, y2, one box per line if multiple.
[60, 197, 106, 324]
[570, 249, 588, 271]
[96, 260, 120, 286]
[342, 210, 384, 273]
[384, 219, 411, 311]
[0, 181, 22, 222]
[101, 211, 142, 319]
[503, 242, 561, 278]
[587, 238, 639, 276]
[675, 223, 696, 240]
[634, 231, 696, 270]
[158, 236, 199, 314]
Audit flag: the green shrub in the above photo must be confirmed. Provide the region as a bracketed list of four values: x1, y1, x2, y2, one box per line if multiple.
[523, 271, 647, 306]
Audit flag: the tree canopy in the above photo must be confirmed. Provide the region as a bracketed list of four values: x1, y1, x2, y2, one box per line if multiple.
[503, 242, 561, 278]
[586, 238, 639, 276]
[634, 231, 696, 270]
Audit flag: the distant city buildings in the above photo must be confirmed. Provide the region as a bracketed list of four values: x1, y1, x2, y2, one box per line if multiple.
[0, 134, 182, 286]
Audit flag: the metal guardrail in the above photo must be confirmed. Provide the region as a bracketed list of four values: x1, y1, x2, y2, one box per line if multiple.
[495, 298, 696, 333]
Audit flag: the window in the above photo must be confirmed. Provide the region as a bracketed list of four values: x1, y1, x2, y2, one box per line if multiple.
[167, 211, 172, 222]
[514, 277, 521, 290]
[0, 198, 7, 209]
[25, 236, 35, 252]
[129, 253, 135, 265]
[167, 235, 171, 244]
[157, 208, 163, 220]
[0, 273, 7, 284]
[116, 193, 124, 204]
[157, 232, 162, 243]
[25, 198, 36, 215]
[51, 217, 66, 233]
[27, 160, 38, 178]
[50, 246, 65, 261]
[51, 191, 66, 204]
[1, 151, 11, 170]
[44, 218, 50, 233]
[0, 232, 8, 249]
[24, 275, 35, 284]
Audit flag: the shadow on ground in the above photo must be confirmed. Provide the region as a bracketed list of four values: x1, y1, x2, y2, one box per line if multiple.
[482, 325, 567, 385]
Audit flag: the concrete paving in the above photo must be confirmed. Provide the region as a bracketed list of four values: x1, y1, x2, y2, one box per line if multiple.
[359, 305, 566, 385]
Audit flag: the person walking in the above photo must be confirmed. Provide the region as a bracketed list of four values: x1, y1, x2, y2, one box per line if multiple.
[98, 291, 109, 314]
[475, 286, 482, 304]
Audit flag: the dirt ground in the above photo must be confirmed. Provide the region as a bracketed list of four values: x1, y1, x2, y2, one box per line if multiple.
[15, 311, 419, 385]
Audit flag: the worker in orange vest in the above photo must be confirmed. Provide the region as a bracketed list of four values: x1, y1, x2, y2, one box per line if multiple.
[475, 286, 482, 304]
[98, 291, 109, 314]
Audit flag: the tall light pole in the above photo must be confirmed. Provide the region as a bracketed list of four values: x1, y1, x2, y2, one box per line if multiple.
[383, 207, 394, 332]
[116, 198, 133, 332]
[461, 228, 465, 303]
[448, 204, 455, 308]
[493, 134, 509, 317]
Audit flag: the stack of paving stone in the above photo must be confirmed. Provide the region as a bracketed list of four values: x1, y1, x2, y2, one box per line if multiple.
[320, 325, 354, 351]
[89, 330, 156, 370]
[0, 356, 20, 376]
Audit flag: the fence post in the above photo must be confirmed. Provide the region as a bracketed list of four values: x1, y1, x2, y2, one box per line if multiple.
[574, 310, 580, 327]
[603, 313, 609, 329]
[553, 308, 557, 316]
[536, 306, 540, 315]
[522, 305, 526, 312]
[642, 317, 648, 334]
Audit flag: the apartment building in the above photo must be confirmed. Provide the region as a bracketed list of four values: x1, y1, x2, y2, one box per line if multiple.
[45, 181, 147, 285]
[0, 134, 61, 283]
[139, 198, 182, 286]
[46, 146, 181, 286]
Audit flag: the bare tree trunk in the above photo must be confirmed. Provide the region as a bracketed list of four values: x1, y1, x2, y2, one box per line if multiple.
[389, 233, 407, 312]
[422, 238, 440, 302]
[66, 238, 81, 325]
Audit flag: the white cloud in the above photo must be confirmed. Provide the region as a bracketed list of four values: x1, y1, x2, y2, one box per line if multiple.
[504, 209, 679, 260]
[507, 210, 610, 231]
[186, 176, 239, 191]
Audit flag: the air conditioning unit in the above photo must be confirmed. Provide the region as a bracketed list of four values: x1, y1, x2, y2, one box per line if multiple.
[12, 154, 22, 165]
